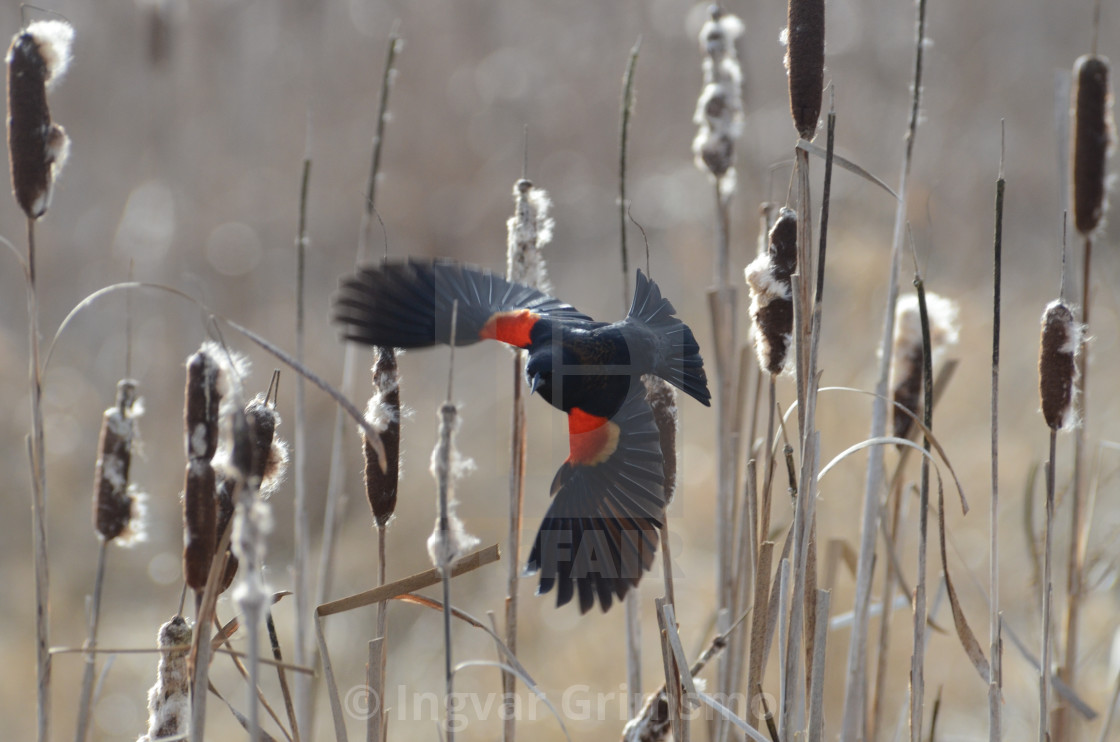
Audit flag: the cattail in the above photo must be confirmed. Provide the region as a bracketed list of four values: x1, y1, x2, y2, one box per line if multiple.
[506, 179, 553, 291]
[1071, 54, 1113, 236]
[427, 402, 478, 570]
[93, 379, 146, 544]
[692, 6, 745, 192]
[213, 470, 238, 593]
[889, 292, 959, 440]
[185, 350, 222, 461]
[1039, 300, 1082, 431]
[7, 20, 73, 219]
[644, 375, 679, 504]
[745, 207, 798, 375]
[363, 346, 401, 527]
[182, 460, 216, 591]
[243, 393, 288, 496]
[137, 616, 192, 742]
[784, 0, 825, 140]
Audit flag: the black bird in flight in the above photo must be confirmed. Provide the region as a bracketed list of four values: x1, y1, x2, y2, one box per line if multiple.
[333, 259, 710, 613]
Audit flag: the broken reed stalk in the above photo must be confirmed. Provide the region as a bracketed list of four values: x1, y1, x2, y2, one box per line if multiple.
[988, 136, 1005, 742]
[316, 27, 402, 623]
[840, 0, 927, 737]
[1057, 50, 1111, 742]
[8, 21, 75, 740]
[292, 141, 312, 739]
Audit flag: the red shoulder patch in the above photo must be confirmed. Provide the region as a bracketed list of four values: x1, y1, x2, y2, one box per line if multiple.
[478, 309, 539, 348]
[567, 408, 620, 466]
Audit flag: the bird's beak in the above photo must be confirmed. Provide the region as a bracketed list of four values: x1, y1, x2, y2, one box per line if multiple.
[529, 373, 542, 395]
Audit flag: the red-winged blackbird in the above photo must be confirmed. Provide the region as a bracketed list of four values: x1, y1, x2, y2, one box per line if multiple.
[334, 259, 710, 613]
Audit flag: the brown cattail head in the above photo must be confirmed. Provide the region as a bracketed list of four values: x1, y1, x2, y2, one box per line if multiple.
[506, 179, 554, 292]
[185, 349, 221, 461]
[242, 394, 287, 496]
[745, 207, 798, 375]
[137, 615, 192, 742]
[785, 0, 825, 140]
[1071, 54, 1113, 236]
[7, 21, 73, 219]
[693, 6, 745, 192]
[213, 469, 239, 593]
[643, 375, 679, 505]
[1039, 300, 1082, 431]
[363, 347, 401, 527]
[889, 293, 959, 440]
[182, 460, 216, 592]
[93, 379, 145, 543]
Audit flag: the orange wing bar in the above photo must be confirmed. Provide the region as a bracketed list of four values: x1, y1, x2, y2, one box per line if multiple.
[567, 407, 621, 466]
[478, 309, 539, 348]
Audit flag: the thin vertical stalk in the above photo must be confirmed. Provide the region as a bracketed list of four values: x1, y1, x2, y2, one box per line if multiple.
[618, 39, 642, 716]
[293, 147, 312, 739]
[373, 526, 388, 742]
[840, 0, 926, 737]
[989, 142, 1006, 742]
[1057, 234, 1091, 742]
[502, 354, 524, 742]
[1042, 432, 1057, 742]
[74, 541, 108, 742]
[618, 37, 640, 306]
[25, 217, 50, 742]
[910, 276, 935, 742]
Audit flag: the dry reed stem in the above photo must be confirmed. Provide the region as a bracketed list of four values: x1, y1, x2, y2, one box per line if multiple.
[807, 589, 831, 742]
[840, 0, 927, 735]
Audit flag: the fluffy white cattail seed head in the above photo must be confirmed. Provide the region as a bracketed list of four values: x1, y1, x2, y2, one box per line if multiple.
[692, 7, 744, 195]
[1039, 299, 1082, 431]
[889, 292, 959, 439]
[506, 179, 554, 292]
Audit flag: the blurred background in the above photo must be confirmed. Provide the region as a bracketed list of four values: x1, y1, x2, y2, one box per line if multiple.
[0, 0, 1117, 739]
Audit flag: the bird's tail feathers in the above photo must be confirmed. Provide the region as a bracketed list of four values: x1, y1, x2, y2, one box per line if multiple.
[628, 270, 712, 406]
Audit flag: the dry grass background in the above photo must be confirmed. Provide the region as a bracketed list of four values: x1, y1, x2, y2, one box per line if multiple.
[0, 0, 1117, 739]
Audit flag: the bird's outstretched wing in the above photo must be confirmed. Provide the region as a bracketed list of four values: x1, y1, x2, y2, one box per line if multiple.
[526, 386, 666, 613]
[334, 258, 593, 349]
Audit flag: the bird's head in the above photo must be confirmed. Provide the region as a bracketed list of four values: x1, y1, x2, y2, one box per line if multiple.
[525, 351, 555, 403]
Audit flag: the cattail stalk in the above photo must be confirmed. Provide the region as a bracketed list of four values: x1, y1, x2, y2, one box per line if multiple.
[362, 346, 400, 742]
[1039, 298, 1080, 742]
[988, 140, 1005, 742]
[77, 380, 144, 742]
[9, 22, 73, 740]
[1057, 51, 1111, 742]
[503, 175, 553, 737]
[694, 11, 745, 727]
[292, 136, 312, 742]
[183, 350, 222, 598]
